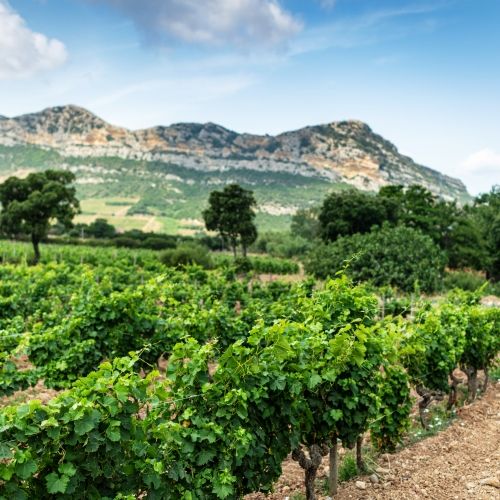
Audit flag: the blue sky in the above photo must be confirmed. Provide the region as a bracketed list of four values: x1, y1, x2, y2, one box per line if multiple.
[0, 0, 499, 194]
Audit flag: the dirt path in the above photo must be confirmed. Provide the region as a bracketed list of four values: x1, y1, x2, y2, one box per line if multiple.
[246, 380, 500, 500]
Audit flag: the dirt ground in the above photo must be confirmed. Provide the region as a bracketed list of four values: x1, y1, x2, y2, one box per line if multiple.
[246, 380, 500, 500]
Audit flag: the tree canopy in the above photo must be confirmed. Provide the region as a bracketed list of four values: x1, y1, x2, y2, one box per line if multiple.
[203, 184, 257, 257]
[0, 170, 79, 263]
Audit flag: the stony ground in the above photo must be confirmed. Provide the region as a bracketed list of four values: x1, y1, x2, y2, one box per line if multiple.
[246, 379, 500, 500]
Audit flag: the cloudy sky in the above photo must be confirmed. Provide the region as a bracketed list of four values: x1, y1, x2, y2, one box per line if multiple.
[0, 0, 499, 194]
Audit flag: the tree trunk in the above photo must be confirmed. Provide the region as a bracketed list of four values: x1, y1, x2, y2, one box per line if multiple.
[482, 366, 489, 393]
[232, 240, 237, 259]
[329, 440, 338, 497]
[447, 372, 462, 410]
[292, 444, 328, 500]
[242, 243, 247, 258]
[305, 467, 317, 500]
[465, 367, 478, 402]
[31, 234, 40, 264]
[356, 435, 364, 471]
[416, 385, 432, 429]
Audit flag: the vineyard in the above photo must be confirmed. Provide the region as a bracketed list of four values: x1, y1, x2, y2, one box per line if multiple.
[0, 243, 499, 499]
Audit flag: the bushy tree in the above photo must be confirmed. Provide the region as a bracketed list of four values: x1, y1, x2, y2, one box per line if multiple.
[160, 243, 213, 269]
[470, 185, 500, 281]
[318, 190, 395, 242]
[203, 184, 257, 257]
[0, 170, 79, 263]
[87, 218, 116, 239]
[291, 207, 320, 240]
[304, 224, 446, 292]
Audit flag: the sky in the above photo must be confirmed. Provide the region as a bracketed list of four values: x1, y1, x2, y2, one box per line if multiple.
[0, 0, 499, 195]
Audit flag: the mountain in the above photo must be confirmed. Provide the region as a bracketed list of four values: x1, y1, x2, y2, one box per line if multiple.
[0, 105, 469, 234]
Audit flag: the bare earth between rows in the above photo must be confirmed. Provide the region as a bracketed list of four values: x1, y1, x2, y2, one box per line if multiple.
[246, 380, 500, 500]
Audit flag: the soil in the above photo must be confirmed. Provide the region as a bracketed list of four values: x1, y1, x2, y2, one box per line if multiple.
[0, 379, 59, 408]
[246, 380, 500, 500]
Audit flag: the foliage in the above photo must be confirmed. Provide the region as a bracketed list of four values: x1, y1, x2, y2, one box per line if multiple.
[252, 231, 311, 259]
[203, 184, 257, 257]
[443, 270, 489, 293]
[371, 364, 412, 452]
[214, 254, 300, 275]
[0, 236, 498, 499]
[460, 306, 500, 397]
[0, 170, 79, 262]
[402, 302, 467, 394]
[471, 185, 500, 281]
[86, 218, 117, 239]
[291, 207, 320, 241]
[304, 224, 446, 292]
[318, 189, 395, 242]
[160, 243, 213, 269]
[337, 454, 358, 483]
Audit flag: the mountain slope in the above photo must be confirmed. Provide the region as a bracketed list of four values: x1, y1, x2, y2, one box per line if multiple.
[0, 105, 468, 233]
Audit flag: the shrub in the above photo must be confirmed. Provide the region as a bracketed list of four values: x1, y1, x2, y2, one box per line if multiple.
[160, 243, 213, 269]
[304, 225, 446, 293]
[444, 270, 488, 292]
[113, 236, 140, 248]
[142, 236, 176, 250]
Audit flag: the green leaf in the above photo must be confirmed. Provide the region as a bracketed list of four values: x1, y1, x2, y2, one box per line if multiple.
[59, 462, 76, 477]
[74, 410, 100, 436]
[105, 426, 121, 442]
[46, 472, 70, 494]
[196, 449, 216, 465]
[14, 459, 37, 479]
[308, 373, 322, 389]
[0, 442, 13, 460]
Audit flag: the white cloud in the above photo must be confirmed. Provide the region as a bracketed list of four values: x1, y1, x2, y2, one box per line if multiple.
[0, 0, 67, 79]
[95, 0, 301, 48]
[462, 148, 500, 175]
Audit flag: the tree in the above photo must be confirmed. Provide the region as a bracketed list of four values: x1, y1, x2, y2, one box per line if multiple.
[318, 189, 395, 242]
[203, 184, 257, 257]
[87, 218, 116, 239]
[0, 170, 79, 263]
[305, 224, 446, 293]
[291, 207, 320, 240]
[470, 185, 500, 281]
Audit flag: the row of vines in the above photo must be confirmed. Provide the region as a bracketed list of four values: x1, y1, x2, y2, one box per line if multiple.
[0, 254, 499, 499]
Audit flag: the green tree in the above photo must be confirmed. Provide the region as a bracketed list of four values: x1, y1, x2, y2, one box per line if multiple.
[291, 207, 320, 240]
[203, 184, 257, 258]
[305, 224, 446, 293]
[0, 170, 79, 263]
[471, 185, 500, 281]
[318, 189, 395, 242]
[379, 184, 459, 246]
[87, 218, 117, 239]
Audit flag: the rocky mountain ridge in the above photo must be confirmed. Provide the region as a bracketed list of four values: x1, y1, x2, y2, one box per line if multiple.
[0, 105, 467, 198]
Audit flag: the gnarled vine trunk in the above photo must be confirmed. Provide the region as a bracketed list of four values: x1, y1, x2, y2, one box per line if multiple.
[416, 385, 443, 429]
[292, 444, 328, 500]
[447, 371, 462, 410]
[464, 366, 478, 402]
[356, 435, 365, 471]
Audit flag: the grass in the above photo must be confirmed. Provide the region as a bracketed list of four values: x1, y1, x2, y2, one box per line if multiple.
[338, 453, 358, 482]
[489, 364, 500, 382]
[79, 197, 139, 216]
[406, 400, 457, 445]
